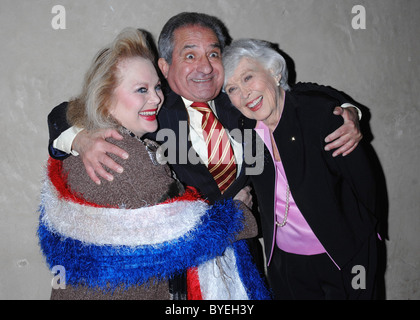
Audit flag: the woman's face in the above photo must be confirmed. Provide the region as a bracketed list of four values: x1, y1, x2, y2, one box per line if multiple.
[225, 57, 282, 127]
[110, 57, 164, 137]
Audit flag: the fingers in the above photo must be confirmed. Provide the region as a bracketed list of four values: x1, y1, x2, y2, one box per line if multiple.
[325, 107, 362, 157]
[334, 106, 358, 121]
[242, 185, 252, 192]
[342, 106, 359, 121]
[82, 149, 118, 185]
[102, 128, 124, 141]
[329, 139, 360, 157]
[85, 165, 101, 186]
[99, 129, 129, 161]
[83, 142, 128, 184]
[85, 160, 113, 185]
[234, 185, 253, 208]
[325, 131, 362, 157]
[75, 128, 129, 184]
[333, 106, 344, 116]
[341, 142, 358, 157]
[103, 142, 129, 162]
[325, 123, 351, 146]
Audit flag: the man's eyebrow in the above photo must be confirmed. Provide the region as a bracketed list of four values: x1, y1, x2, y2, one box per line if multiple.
[181, 43, 221, 51]
[182, 44, 197, 51]
[211, 43, 222, 50]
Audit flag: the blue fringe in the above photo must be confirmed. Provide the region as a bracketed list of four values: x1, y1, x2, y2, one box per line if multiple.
[38, 199, 245, 291]
[233, 240, 272, 300]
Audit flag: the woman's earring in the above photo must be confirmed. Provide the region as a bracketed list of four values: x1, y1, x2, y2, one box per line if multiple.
[271, 71, 281, 87]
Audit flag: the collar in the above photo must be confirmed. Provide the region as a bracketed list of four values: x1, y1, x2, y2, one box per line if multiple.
[183, 97, 218, 116]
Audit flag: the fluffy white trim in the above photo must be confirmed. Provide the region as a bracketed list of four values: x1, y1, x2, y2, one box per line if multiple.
[198, 247, 248, 300]
[40, 178, 208, 247]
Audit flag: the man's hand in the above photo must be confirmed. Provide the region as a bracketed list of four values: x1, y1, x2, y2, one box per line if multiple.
[324, 106, 362, 157]
[72, 129, 128, 185]
[234, 185, 253, 209]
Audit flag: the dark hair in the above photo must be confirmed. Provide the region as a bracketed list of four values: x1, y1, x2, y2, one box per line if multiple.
[158, 12, 231, 64]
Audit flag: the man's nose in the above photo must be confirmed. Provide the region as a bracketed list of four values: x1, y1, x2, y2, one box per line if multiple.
[196, 56, 213, 74]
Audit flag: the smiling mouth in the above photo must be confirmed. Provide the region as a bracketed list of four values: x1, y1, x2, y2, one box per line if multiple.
[192, 78, 213, 83]
[139, 111, 157, 116]
[139, 109, 158, 121]
[246, 96, 263, 109]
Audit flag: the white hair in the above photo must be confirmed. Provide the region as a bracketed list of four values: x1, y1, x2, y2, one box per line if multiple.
[223, 38, 290, 91]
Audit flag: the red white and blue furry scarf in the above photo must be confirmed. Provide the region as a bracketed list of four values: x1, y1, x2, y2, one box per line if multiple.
[38, 158, 270, 300]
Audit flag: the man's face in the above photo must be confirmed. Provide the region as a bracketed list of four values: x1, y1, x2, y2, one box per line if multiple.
[159, 25, 225, 102]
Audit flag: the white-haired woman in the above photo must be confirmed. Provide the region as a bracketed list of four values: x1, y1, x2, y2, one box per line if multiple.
[223, 39, 379, 299]
[38, 30, 270, 300]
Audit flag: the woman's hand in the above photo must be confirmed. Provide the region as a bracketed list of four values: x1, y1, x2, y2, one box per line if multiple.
[72, 129, 128, 185]
[324, 106, 362, 157]
[234, 185, 253, 209]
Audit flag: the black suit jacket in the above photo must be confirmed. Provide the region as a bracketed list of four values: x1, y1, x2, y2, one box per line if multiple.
[48, 101, 72, 159]
[250, 85, 377, 269]
[146, 89, 250, 204]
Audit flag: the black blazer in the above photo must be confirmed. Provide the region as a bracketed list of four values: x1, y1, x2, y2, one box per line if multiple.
[47, 90, 250, 205]
[250, 85, 377, 269]
[147, 89, 250, 204]
[48, 101, 72, 159]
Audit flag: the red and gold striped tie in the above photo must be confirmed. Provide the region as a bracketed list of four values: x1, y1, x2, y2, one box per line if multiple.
[191, 102, 237, 193]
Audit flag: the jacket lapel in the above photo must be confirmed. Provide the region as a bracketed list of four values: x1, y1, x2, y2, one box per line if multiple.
[273, 93, 305, 193]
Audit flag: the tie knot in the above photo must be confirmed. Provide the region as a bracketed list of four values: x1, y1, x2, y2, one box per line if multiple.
[191, 102, 211, 113]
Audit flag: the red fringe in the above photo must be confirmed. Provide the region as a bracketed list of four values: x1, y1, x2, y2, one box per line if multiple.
[161, 186, 208, 204]
[47, 157, 105, 208]
[47, 157, 207, 207]
[187, 267, 203, 300]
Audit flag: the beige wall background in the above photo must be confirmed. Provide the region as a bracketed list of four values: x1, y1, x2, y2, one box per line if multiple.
[0, 0, 418, 300]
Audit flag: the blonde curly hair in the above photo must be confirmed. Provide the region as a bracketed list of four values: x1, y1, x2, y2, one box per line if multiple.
[67, 28, 157, 130]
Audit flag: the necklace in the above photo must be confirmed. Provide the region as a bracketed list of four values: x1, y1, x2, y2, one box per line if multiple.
[276, 184, 290, 227]
[119, 127, 163, 166]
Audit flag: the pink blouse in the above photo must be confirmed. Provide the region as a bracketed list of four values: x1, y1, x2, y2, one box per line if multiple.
[255, 121, 326, 256]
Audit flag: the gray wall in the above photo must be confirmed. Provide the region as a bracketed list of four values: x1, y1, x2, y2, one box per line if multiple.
[0, 0, 418, 300]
